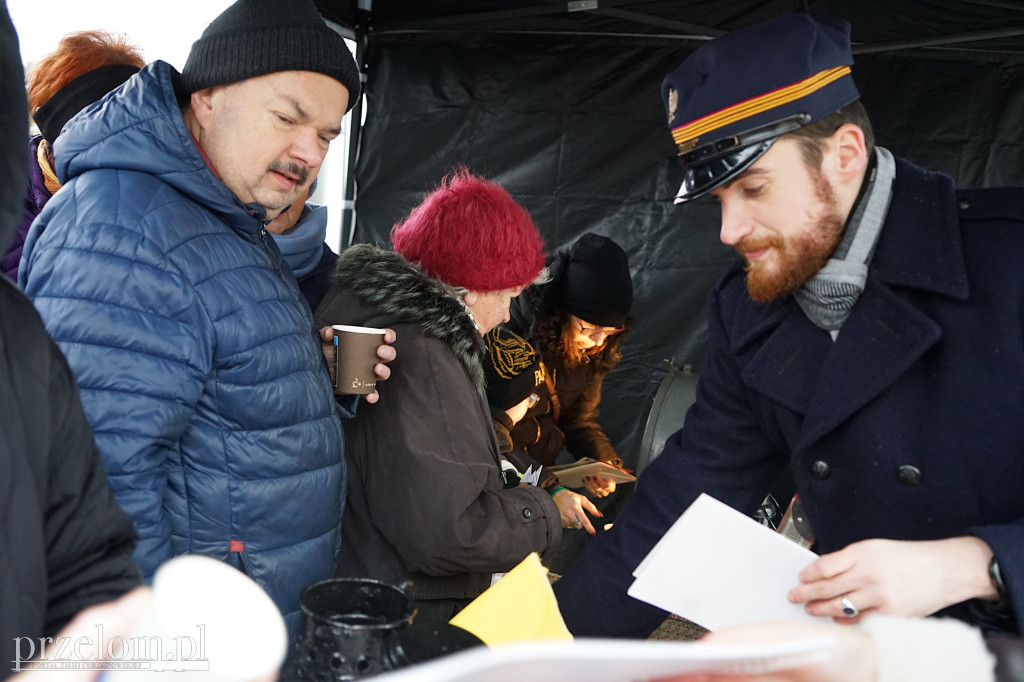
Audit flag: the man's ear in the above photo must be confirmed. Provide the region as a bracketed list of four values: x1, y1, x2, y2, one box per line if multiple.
[830, 123, 869, 184]
[189, 87, 216, 127]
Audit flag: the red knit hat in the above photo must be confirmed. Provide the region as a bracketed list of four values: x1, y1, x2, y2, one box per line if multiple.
[391, 169, 545, 292]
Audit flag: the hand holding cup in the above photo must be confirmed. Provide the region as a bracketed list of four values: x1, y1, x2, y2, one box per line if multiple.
[319, 325, 397, 403]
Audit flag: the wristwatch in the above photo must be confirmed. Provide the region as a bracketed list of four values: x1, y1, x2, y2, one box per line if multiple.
[989, 555, 1009, 603]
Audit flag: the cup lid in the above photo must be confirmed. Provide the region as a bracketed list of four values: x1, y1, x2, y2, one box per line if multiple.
[332, 324, 388, 334]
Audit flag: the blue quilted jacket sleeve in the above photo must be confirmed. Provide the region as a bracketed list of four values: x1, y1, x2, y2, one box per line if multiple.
[21, 183, 212, 578]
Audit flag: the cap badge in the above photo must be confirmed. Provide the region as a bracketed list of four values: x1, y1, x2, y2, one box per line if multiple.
[666, 87, 679, 125]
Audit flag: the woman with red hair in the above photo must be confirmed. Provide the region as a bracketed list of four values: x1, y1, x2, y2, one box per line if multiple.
[2, 30, 144, 280]
[313, 169, 562, 622]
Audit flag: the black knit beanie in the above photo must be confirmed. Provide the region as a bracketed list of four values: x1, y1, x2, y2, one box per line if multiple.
[484, 326, 545, 411]
[180, 0, 361, 111]
[33, 64, 140, 146]
[557, 233, 633, 328]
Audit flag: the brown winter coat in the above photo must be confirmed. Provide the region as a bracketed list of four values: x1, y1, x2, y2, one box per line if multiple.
[314, 245, 561, 621]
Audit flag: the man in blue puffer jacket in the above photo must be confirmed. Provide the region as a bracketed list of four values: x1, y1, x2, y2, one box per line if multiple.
[18, 0, 390, 636]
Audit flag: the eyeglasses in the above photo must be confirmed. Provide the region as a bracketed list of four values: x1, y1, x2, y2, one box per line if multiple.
[576, 319, 625, 340]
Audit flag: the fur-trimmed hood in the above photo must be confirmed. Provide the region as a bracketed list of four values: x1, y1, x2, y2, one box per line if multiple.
[332, 243, 487, 393]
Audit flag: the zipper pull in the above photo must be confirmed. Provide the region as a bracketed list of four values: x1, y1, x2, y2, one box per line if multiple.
[258, 224, 286, 280]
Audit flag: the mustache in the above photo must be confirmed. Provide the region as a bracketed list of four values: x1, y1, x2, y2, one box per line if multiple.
[735, 236, 782, 255]
[267, 161, 309, 186]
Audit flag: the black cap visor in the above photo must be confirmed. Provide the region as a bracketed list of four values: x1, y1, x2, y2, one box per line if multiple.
[673, 113, 812, 204]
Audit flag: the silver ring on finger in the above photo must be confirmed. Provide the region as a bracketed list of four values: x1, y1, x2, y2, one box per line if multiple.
[840, 595, 859, 618]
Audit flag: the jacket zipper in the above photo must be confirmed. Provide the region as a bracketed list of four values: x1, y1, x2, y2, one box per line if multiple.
[258, 223, 287, 281]
[257, 219, 310, 325]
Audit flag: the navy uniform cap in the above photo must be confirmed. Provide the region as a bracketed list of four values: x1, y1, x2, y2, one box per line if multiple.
[663, 13, 860, 203]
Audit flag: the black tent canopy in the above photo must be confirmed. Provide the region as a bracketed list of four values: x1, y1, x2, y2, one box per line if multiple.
[320, 0, 1024, 55]
[314, 1, 1024, 475]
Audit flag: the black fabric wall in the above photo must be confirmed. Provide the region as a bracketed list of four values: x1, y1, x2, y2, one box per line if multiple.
[349, 31, 1024, 472]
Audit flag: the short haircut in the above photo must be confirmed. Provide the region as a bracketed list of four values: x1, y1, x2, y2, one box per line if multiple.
[786, 100, 876, 170]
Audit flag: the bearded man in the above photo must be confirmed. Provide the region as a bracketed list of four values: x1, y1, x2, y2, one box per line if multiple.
[554, 12, 1024, 639]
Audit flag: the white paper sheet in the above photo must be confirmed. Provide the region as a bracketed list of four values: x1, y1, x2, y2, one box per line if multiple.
[628, 493, 820, 631]
[368, 636, 835, 682]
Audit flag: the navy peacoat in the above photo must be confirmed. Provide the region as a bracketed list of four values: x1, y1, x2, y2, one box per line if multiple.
[555, 157, 1024, 637]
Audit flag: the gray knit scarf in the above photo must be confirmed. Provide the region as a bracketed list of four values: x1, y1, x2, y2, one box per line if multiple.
[794, 147, 895, 334]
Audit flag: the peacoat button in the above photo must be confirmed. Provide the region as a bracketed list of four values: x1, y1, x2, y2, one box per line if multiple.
[809, 460, 831, 480]
[522, 508, 532, 519]
[897, 465, 923, 486]
[958, 197, 971, 210]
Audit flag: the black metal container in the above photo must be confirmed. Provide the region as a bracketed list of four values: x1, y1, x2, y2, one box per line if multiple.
[282, 578, 415, 682]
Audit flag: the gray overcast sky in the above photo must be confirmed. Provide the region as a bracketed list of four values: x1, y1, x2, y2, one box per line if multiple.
[7, 0, 235, 69]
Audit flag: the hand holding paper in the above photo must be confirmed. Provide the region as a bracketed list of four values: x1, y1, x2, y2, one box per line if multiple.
[629, 493, 821, 631]
[548, 457, 636, 489]
[369, 536, 834, 682]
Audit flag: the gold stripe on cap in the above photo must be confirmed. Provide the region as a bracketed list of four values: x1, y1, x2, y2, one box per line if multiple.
[671, 65, 851, 147]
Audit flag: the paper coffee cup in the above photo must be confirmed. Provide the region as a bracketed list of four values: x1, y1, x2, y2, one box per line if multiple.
[332, 325, 387, 395]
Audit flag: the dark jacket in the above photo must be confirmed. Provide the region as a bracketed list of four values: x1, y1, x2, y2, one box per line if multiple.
[507, 285, 626, 473]
[490, 407, 517, 455]
[492, 389, 562, 491]
[555, 158, 1024, 637]
[490, 407, 553, 491]
[534, 351, 624, 467]
[314, 244, 561, 620]
[18, 61, 346, 632]
[298, 241, 339, 312]
[0, 11, 139, 672]
[0, 276, 142, 679]
[2, 134, 51, 281]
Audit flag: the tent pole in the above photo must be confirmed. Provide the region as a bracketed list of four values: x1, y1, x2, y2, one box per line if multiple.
[853, 25, 1024, 54]
[341, 0, 372, 248]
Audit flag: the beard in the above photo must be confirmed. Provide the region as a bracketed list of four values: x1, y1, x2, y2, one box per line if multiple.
[739, 172, 845, 302]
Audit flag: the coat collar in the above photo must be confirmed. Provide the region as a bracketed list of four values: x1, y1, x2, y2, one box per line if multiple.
[736, 158, 966, 449]
[333, 244, 487, 394]
[867, 158, 968, 298]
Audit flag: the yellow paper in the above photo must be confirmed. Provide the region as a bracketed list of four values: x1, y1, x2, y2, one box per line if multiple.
[448, 552, 572, 645]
